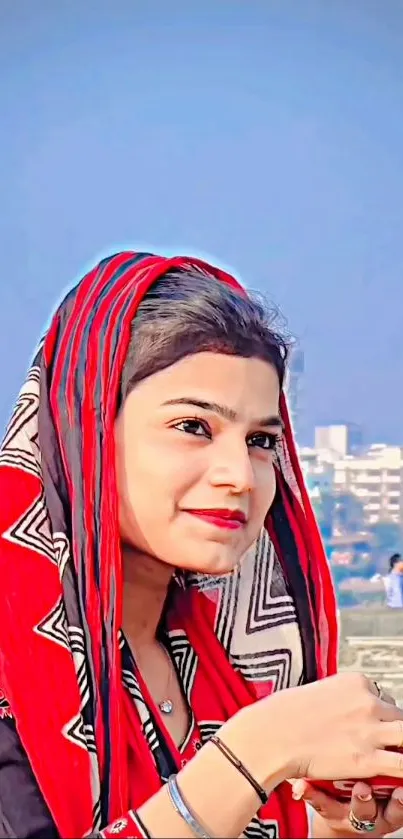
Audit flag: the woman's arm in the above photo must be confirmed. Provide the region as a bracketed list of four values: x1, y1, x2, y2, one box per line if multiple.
[3, 674, 403, 839]
[0, 705, 281, 839]
[0, 704, 283, 839]
[135, 702, 286, 839]
[129, 674, 403, 839]
[98, 702, 286, 838]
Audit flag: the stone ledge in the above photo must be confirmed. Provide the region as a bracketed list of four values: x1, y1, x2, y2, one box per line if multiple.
[340, 608, 403, 638]
[339, 608, 403, 701]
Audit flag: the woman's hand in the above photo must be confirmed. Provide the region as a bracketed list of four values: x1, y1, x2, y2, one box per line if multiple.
[259, 672, 403, 785]
[292, 779, 403, 838]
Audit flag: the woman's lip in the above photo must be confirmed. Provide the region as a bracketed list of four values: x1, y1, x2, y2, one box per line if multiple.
[183, 510, 246, 529]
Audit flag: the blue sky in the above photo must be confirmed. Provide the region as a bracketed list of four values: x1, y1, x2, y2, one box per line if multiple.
[1, 0, 403, 444]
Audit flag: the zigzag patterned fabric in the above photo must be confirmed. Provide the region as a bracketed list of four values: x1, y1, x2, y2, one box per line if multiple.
[0, 252, 338, 838]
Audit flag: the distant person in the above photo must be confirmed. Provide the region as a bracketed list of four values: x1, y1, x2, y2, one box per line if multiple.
[384, 552, 403, 608]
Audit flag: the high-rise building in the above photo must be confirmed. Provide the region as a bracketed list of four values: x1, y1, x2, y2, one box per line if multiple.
[287, 349, 304, 441]
[314, 424, 364, 459]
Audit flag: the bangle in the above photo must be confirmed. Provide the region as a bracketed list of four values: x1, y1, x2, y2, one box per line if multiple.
[210, 735, 268, 806]
[167, 775, 212, 839]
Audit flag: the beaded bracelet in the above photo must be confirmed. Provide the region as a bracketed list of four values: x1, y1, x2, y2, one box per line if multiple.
[167, 775, 212, 838]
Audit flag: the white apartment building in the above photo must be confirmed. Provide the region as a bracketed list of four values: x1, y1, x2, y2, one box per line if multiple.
[333, 444, 403, 525]
[299, 430, 403, 526]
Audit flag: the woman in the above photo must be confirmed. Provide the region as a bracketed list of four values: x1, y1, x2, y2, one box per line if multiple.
[0, 251, 403, 839]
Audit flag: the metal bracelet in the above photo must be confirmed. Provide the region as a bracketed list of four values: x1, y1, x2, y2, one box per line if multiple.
[167, 775, 212, 839]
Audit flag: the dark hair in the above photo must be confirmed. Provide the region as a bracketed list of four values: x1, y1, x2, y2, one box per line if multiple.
[121, 266, 290, 399]
[389, 553, 402, 571]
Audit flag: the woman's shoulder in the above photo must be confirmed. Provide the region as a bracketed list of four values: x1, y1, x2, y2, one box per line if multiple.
[0, 714, 59, 838]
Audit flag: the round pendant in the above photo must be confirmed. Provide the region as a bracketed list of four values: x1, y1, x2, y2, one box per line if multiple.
[159, 699, 173, 714]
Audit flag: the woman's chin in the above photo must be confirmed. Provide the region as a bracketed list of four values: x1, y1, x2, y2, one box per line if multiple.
[177, 544, 244, 577]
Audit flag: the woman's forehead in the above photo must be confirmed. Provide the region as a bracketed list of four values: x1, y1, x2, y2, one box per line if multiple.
[123, 352, 280, 418]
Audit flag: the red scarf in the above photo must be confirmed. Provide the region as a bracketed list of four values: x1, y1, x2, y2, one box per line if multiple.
[0, 252, 338, 837]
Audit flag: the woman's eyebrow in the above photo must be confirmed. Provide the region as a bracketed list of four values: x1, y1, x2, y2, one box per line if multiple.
[161, 397, 283, 428]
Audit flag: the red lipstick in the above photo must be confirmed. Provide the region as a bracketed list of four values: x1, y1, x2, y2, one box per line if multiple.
[184, 508, 247, 530]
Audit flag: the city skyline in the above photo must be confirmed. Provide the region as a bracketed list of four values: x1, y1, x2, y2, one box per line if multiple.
[2, 2, 403, 442]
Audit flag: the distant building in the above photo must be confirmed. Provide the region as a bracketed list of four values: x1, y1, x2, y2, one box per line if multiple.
[334, 443, 403, 526]
[300, 447, 371, 565]
[287, 349, 304, 441]
[300, 447, 334, 495]
[314, 423, 364, 459]
[301, 435, 403, 528]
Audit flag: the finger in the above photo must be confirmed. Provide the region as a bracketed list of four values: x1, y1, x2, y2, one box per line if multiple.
[293, 781, 348, 820]
[376, 719, 403, 747]
[377, 699, 403, 722]
[380, 691, 396, 706]
[291, 780, 309, 799]
[368, 748, 403, 778]
[371, 680, 397, 706]
[350, 783, 378, 826]
[383, 787, 403, 830]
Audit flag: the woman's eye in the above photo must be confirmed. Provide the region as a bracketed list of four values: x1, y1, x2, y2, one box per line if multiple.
[174, 419, 211, 438]
[248, 432, 279, 451]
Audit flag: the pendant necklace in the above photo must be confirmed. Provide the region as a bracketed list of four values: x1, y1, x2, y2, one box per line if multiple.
[158, 641, 174, 715]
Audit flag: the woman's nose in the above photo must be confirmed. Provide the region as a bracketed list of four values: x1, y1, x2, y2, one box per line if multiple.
[208, 440, 255, 493]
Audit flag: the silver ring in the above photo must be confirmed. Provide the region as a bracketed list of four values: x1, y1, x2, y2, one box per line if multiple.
[348, 810, 377, 833]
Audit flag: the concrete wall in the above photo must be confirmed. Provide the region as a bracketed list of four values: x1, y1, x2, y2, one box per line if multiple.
[339, 608, 403, 701]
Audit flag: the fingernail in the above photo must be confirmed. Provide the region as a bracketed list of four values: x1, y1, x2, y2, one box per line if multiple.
[291, 781, 306, 801]
[358, 793, 372, 802]
[392, 789, 403, 804]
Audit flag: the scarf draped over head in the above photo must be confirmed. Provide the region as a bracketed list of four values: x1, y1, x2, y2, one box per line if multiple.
[0, 252, 338, 837]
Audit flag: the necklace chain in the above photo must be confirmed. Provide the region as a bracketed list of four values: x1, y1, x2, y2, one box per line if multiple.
[158, 641, 174, 715]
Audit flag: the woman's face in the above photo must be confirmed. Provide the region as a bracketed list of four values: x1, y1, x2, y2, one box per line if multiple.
[115, 351, 281, 575]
